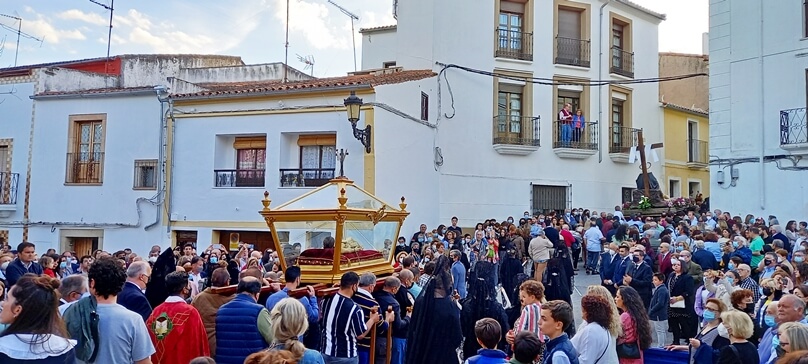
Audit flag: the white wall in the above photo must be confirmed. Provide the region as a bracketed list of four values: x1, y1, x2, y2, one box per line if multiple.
[0, 79, 34, 246]
[708, 0, 808, 219]
[27, 94, 163, 256]
[360, 30, 399, 71]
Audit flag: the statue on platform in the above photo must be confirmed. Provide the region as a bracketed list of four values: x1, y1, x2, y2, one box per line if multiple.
[635, 172, 660, 190]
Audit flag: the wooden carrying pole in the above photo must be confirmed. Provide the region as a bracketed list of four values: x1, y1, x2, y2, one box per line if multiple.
[369, 306, 379, 364]
[386, 307, 393, 364]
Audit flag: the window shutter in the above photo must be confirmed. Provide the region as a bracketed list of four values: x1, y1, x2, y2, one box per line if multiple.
[498, 83, 524, 94]
[233, 136, 266, 149]
[297, 134, 336, 146]
[500, 0, 525, 14]
[558, 9, 581, 39]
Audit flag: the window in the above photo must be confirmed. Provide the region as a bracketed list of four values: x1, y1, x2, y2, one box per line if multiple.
[215, 136, 266, 187]
[66, 115, 106, 184]
[280, 134, 336, 187]
[383, 61, 396, 68]
[622, 187, 634, 204]
[532, 185, 567, 215]
[133, 159, 158, 189]
[804, 0, 808, 38]
[669, 179, 681, 198]
[497, 84, 523, 136]
[0, 145, 8, 172]
[610, 15, 633, 77]
[557, 91, 581, 119]
[688, 181, 701, 198]
[421, 92, 429, 121]
[611, 98, 624, 148]
[496, 0, 533, 60]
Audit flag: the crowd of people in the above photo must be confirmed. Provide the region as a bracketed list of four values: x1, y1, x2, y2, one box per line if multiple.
[2, 207, 808, 364]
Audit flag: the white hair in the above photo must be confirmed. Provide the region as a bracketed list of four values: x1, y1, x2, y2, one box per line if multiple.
[126, 261, 150, 278]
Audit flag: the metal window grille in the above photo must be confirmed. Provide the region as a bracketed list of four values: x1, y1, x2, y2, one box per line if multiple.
[532, 185, 568, 215]
[134, 159, 158, 189]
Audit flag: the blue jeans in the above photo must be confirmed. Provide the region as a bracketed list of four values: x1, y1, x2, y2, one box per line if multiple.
[561, 124, 573, 145]
[358, 348, 370, 364]
[586, 250, 599, 271]
[391, 338, 407, 364]
[323, 354, 359, 364]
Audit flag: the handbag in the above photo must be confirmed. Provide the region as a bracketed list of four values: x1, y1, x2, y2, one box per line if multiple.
[670, 299, 685, 309]
[616, 341, 641, 359]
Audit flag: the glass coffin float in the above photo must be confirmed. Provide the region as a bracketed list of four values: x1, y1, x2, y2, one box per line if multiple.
[259, 176, 409, 284]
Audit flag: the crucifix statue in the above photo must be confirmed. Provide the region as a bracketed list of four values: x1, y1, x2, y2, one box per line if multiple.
[336, 148, 349, 178]
[636, 129, 664, 197]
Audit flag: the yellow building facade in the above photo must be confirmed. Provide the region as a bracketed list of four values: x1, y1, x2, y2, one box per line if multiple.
[661, 103, 709, 199]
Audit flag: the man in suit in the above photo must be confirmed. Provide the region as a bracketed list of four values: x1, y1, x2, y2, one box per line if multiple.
[623, 246, 654, 309]
[599, 243, 620, 296]
[656, 241, 673, 276]
[612, 244, 632, 289]
[117, 260, 153, 321]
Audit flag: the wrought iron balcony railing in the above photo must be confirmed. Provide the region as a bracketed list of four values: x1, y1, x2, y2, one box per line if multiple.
[0, 172, 19, 204]
[492, 115, 540, 147]
[65, 152, 104, 184]
[609, 126, 640, 154]
[610, 46, 634, 78]
[780, 108, 808, 146]
[555, 36, 591, 68]
[495, 28, 533, 61]
[687, 139, 709, 165]
[279, 168, 335, 187]
[214, 169, 265, 187]
[552, 120, 599, 150]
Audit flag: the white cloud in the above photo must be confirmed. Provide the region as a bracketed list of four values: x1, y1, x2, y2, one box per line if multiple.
[273, 0, 350, 50]
[57, 9, 108, 26]
[22, 17, 86, 44]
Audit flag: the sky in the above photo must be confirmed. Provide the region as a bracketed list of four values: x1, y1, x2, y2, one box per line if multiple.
[0, 0, 708, 77]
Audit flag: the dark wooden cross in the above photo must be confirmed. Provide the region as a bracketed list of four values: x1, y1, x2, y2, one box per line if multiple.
[637, 129, 664, 197]
[337, 148, 349, 177]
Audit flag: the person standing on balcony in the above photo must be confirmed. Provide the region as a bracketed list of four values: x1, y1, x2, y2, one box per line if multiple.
[572, 109, 585, 144]
[559, 103, 573, 146]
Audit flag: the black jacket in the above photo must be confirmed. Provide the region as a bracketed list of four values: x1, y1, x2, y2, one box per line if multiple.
[626, 261, 653, 308]
[667, 272, 695, 310]
[117, 281, 153, 321]
[374, 290, 410, 340]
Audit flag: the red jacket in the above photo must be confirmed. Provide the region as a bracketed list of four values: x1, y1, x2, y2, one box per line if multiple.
[657, 252, 673, 276]
[560, 230, 575, 248]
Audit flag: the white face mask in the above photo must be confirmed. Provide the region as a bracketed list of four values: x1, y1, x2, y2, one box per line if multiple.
[717, 323, 729, 339]
[148, 256, 158, 263]
[0, 261, 8, 271]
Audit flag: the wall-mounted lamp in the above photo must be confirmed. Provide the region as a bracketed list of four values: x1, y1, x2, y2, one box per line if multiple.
[343, 91, 371, 153]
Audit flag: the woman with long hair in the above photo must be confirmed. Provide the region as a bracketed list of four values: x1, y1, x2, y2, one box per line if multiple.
[0, 275, 75, 362]
[613, 224, 629, 244]
[460, 261, 509, 359]
[779, 322, 808, 355]
[262, 298, 323, 364]
[571, 295, 619, 363]
[585, 285, 622, 338]
[406, 255, 463, 364]
[615, 286, 652, 364]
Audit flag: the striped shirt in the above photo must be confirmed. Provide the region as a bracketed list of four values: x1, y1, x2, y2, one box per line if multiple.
[321, 293, 368, 358]
[514, 302, 543, 340]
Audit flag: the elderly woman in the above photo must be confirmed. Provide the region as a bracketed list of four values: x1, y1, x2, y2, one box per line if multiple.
[666, 298, 729, 363]
[717, 310, 759, 364]
[778, 322, 808, 355]
[667, 257, 696, 345]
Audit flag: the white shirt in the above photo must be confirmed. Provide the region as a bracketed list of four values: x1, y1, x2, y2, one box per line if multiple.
[613, 211, 624, 222]
[584, 227, 605, 252]
[571, 321, 619, 364]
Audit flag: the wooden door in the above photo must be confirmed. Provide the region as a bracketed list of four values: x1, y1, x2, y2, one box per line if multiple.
[71, 238, 96, 257]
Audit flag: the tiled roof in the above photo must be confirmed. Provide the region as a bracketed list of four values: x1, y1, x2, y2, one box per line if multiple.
[661, 102, 708, 116]
[173, 69, 436, 99]
[34, 86, 157, 98]
[359, 24, 397, 33]
[616, 0, 666, 20]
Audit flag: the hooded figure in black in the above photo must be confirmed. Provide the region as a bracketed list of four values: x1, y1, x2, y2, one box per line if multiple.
[461, 261, 510, 359]
[405, 255, 462, 364]
[499, 249, 523, 302]
[145, 247, 177, 308]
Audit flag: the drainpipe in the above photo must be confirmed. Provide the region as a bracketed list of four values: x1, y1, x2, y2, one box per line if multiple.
[598, 0, 613, 164]
[758, 0, 766, 210]
[145, 99, 169, 230]
[166, 99, 176, 234]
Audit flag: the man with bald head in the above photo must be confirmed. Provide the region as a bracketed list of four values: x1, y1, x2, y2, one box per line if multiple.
[374, 277, 411, 364]
[117, 260, 153, 320]
[215, 276, 273, 364]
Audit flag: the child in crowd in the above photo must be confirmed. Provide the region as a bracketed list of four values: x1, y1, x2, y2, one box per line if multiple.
[648, 272, 670, 348]
[510, 331, 543, 364]
[464, 318, 509, 364]
[538, 300, 578, 364]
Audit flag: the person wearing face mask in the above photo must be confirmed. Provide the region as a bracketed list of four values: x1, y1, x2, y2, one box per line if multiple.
[678, 250, 704, 287]
[599, 243, 621, 297]
[0, 253, 12, 282]
[759, 252, 779, 282]
[146, 271, 210, 364]
[666, 258, 696, 345]
[707, 270, 741, 308]
[756, 301, 780, 364]
[394, 237, 411, 257]
[622, 248, 653, 309]
[666, 298, 730, 363]
[117, 260, 154, 321]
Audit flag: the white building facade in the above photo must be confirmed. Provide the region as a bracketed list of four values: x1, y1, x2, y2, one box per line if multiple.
[360, 0, 666, 227]
[708, 0, 808, 219]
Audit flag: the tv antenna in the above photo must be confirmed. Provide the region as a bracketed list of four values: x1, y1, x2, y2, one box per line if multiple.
[88, 0, 115, 73]
[296, 54, 315, 76]
[327, 0, 359, 72]
[0, 13, 44, 67]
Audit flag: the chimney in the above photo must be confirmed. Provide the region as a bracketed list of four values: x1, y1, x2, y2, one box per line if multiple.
[702, 32, 709, 56]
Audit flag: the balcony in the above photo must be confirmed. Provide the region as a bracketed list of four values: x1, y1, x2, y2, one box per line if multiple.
[0, 172, 19, 217]
[608, 126, 640, 163]
[65, 152, 104, 184]
[610, 46, 634, 78]
[279, 168, 336, 187]
[495, 29, 533, 61]
[780, 108, 808, 155]
[492, 115, 540, 155]
[555, 36, 590, 68]
[214, 169, 265, 188]
[687, 139, 709, 169]
[552, 120, 599, 159]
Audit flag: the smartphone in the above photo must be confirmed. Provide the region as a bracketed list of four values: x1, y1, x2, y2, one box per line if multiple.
[212, 244, 223, 250]
[248, 244, 255, 250]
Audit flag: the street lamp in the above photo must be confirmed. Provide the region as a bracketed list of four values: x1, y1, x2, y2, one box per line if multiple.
[344, 91, 371, 153]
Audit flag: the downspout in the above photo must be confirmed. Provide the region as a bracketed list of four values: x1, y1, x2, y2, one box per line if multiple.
[758, 0, 765, 210]
[598, 0, 612, 163]
[144, 100, 168, 230]
[166, 99, 176, 234]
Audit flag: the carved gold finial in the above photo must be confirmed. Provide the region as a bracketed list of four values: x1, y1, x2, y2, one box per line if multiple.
[262, 191, 272, 211]
[338, 188, 348, 209]
[399, 196, 407, 211]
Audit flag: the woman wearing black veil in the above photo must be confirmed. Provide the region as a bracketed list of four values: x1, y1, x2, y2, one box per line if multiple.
[406, 255, 463, 364]
[461, 261, 510, 359]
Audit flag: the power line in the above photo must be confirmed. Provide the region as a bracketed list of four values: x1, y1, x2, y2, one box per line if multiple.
[0, 14, 44, 67]
[88, 0, 114, 73]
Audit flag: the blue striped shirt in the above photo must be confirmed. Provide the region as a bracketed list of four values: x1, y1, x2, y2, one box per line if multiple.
[320, 293, 367, 358]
